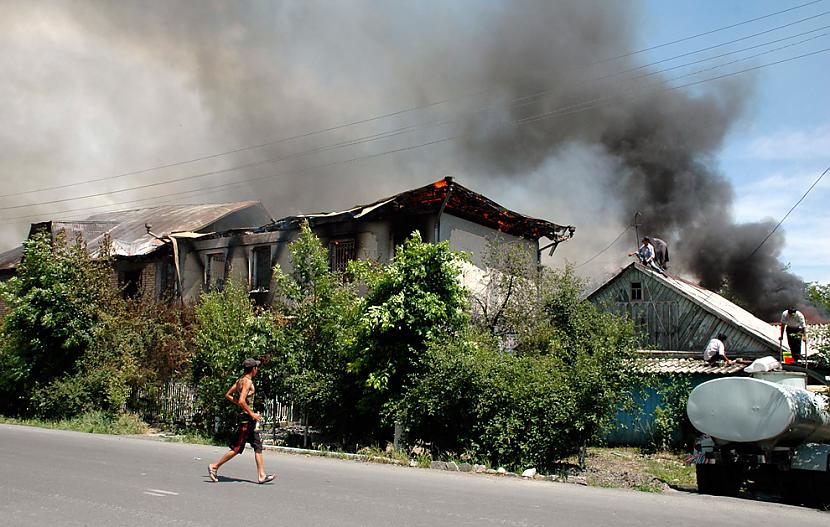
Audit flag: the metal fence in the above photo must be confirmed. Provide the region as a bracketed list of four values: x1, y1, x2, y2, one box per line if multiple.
[131, 381, 296, 429]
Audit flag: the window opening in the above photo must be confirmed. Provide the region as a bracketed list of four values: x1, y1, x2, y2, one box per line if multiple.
[328, 239, 356, 272]
[121, 269, 142, 298]
[206, 253, 226, 291]
[630, 281, 642, 301]
[252, 246, 272, 291]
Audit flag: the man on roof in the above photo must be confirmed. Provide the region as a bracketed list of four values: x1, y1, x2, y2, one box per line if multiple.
[703, 334, 733, 365]
[629, 237, 665, 275]
[779, 307, 808, 365]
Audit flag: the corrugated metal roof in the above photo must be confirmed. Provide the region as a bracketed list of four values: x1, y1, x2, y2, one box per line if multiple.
[0, 201, 267, 267]
[0, 245, 23, 272]
[261, 177, 575, 242]
[591, 263, 786, 354]
[634, 353, 746, 375]
[655, 268, 787, 352]
[85, 202, 264, 257]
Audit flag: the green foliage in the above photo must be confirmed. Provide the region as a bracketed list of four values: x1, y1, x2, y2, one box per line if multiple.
[806, 282, 830, 314]
[401, 264, 638, 471]
[804, 283, 829, 368]
[643, 377, 693, 452]
[472, 238, 539, 338]
[812, 325, 830, 369]
[191, 279, 280, 433]
[0, 231, 118, 414]
[271, 221, 360, 433]
[0, 411, 147, 435]
[349, 231, 469, 432]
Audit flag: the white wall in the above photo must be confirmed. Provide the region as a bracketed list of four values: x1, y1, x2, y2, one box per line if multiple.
[438, 213, 536, 268]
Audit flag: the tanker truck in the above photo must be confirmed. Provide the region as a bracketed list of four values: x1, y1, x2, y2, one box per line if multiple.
[686, 371, 830, 505]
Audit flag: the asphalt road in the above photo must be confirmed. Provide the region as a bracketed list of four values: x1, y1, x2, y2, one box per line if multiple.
[1, 424, 827, 526]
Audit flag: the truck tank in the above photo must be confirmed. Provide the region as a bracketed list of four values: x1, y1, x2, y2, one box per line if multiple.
[687, 377, 830, 446]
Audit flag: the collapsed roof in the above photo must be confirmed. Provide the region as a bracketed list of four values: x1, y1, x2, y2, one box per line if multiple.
[259, 177, 575, 242]
[0, 201, 270, 269]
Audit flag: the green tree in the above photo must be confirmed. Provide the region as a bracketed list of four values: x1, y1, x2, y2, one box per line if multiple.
[0, 231, 118, 414]
[401, 261, 637, 470]
[271, 221, 360, 438]
[349, 231, 468, 433]
[191, 279, 281, 434]
[806, 282, 830, 314]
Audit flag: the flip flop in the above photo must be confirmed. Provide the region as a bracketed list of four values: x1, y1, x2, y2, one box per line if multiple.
[258, 474, 275, 484]
[208, 465, 218, 482]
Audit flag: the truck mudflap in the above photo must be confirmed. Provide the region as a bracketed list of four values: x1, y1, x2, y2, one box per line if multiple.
[791, 443, 830, 472]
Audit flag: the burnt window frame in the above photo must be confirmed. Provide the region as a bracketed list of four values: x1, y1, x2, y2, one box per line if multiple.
[251, 245, 272, 292]
[328, 238, 356, 273]
[157, 259, 177, 300]
[120, 268, 142, 298]
[205, 252, 226, 291]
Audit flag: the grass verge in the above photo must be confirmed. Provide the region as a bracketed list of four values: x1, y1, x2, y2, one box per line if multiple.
[0, 411, 148, 435]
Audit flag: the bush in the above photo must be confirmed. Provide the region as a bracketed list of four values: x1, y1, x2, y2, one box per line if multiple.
[0, 231, 119, 415]
[400, 266, 637, 471]
[349, 231, 469, 437]
[271, 221, 360, 438]
[191, 280, 281, 434]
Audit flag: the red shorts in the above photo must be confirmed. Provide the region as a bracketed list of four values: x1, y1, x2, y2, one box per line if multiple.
[229, 418, 263, 454]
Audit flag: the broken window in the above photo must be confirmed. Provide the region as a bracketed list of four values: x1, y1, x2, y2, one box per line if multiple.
[251, 246, 272, 291]
[328, 239, 355, 272]
[120, 268, 142, 298]
[630, 281, 642, 301]
[157, 260, 177, 300]
[206, 253, 226, 291]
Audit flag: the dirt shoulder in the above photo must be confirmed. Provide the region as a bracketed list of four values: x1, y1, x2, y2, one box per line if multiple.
[579, 448, 696, 492]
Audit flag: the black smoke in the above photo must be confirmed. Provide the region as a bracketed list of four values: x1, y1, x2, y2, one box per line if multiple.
[0, 0, 805, 319]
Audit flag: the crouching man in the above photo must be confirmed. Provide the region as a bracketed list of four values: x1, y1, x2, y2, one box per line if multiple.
[703, 334, 733, 365]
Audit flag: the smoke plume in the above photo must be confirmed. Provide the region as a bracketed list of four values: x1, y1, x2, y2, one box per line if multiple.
[0, 0, 805, 319]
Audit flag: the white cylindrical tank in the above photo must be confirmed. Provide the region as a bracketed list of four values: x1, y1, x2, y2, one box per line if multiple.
[687, 377, 830, 446]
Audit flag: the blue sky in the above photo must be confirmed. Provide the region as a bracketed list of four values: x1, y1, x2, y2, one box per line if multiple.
[644, 0, 830, 283]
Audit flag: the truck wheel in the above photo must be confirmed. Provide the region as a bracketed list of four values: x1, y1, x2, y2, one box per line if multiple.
[697, 464, 741, 497]
[696, 464, 721, 495]
[719, 466, 742, 497]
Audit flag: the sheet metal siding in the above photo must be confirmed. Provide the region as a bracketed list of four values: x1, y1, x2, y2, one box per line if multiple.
[591, 266, 775, 355]
[607, 374, 715, 446]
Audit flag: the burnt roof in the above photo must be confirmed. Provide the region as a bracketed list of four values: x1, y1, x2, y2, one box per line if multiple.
[0, 201, 269, 269]
[260, 177, 575, 241]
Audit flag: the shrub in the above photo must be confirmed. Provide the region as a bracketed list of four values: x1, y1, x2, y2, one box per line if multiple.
[191, 279, 281, 434]
[271, 221, 360, 438]
[0, 231, 119, 415]
[400, 265, 637, 471]
[349, 231, 469, 436]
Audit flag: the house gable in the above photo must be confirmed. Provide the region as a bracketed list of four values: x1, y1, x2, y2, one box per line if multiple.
[589, 263, 783, 358]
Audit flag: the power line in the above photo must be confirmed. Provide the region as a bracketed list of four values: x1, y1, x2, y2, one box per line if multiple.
[4, 27, 828, 217]
[744, 164, 830, 262]
[575, 226, 631, 268]
[0, 0, 825, 202]
[518, 46, 830, 126]
[599, 0, 826, 63]
[3, 45, 828, 226]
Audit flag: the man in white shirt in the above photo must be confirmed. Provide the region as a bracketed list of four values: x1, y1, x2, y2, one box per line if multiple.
[629, 237, 665, 274]
[779, 307, 807, 364]
[703, 334, 732, 365]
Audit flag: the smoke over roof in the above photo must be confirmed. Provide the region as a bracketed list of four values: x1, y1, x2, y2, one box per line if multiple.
[0, 0, 806, 319]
